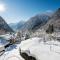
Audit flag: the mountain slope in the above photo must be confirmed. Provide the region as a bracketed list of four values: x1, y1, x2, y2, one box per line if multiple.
[9, 23, 17, 31]
[16, 21, 25, 30]
[9, 21, 25, 31]
[43, 8, 60, 32]
[0, 16, 14, 34]
[20, 13, 52, 31]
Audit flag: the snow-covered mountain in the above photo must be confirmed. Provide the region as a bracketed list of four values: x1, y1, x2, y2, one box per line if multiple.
[9, 11, 53, 32]
[16, 21, 25, 30]
[0, 16, 14, 34]
[18, 8, 60, 33]
[42, 8, 60, 32]
[9, 21, 25, 31]
[20, 13, 52, 31]
[9, 23, 17, 31]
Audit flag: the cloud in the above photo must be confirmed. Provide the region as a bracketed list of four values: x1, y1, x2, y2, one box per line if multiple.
[46, 10, 53, 13]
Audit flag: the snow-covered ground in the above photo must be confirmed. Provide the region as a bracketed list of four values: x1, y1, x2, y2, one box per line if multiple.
[0, 37, 60, 60]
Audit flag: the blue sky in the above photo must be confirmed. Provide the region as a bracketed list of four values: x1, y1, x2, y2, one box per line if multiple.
[0, 0, 60, 24]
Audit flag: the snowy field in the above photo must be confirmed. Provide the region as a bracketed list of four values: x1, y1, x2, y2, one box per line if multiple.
[0, 37, 60, 60]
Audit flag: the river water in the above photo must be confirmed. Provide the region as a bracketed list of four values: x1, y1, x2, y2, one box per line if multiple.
[0, 37, 9, 46]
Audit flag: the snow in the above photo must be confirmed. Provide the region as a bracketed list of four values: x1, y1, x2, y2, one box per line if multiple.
[0, 37, 60, 60]
[0, 44, 24, 60]
[19, 37, 60, 60]
[0, 45, 5, 52]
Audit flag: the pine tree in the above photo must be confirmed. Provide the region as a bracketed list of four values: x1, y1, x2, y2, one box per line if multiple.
[46, 24, 54, 34]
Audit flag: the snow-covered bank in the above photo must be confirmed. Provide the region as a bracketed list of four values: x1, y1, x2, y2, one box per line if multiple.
[0, 38, 9, 54]
[0, 37, 60, 60]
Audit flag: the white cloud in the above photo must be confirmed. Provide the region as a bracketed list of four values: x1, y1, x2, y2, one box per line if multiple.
[46, 10, 53, 13]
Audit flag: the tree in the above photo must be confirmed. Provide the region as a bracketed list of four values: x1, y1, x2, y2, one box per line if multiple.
[46, 24, 54, 51]
[25, 33, 30, 40]
[46, 24, 54, 34]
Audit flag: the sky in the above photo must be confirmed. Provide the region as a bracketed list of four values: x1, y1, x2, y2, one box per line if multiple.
[0, 0, 60, 24]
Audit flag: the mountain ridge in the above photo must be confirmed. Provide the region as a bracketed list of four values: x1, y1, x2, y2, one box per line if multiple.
[0, 16, 14, 34]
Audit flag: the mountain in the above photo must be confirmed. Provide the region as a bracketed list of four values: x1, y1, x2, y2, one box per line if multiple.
[43, 8, 60, 32]
[16, 21, 25, 30]
[0, 16, 14, 34]
[20, 13, 52, 31]
[9, 23, 17, 31]
[9, 21, 25, 31]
